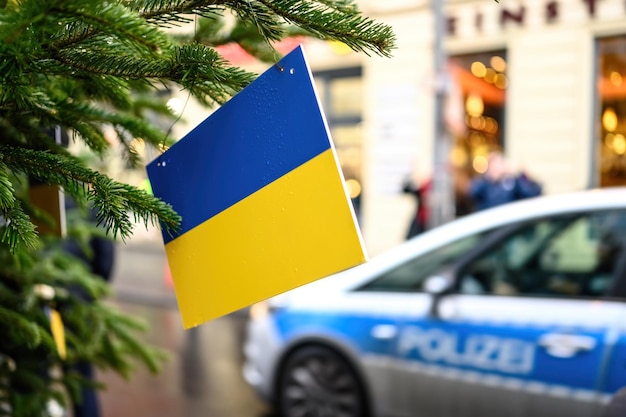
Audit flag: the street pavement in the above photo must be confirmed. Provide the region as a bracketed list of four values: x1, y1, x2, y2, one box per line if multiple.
[97, 241, 271, 417]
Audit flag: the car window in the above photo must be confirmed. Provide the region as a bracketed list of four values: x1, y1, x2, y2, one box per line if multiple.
[356, 232, 488, 292]
[458, 210, 626, 298]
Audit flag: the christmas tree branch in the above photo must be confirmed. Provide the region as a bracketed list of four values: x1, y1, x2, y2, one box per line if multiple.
[131, 0, 395, 57]
[257, 0, 395, 57]
[131, 0, 227, 26]
[0, 146, 181, 246]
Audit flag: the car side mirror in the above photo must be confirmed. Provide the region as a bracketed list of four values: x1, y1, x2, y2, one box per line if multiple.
[424, 275, 452, 294]
[424, 272, 454, 319]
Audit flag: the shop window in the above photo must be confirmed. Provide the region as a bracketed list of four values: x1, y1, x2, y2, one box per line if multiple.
[314, 67, 363, 220]
[448, 50, 508, 215]
[596, 36, 626, 187]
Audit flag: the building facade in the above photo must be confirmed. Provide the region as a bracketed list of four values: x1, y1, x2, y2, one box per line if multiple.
[294, 0, 626, 254]
[163, 0, 626, 256]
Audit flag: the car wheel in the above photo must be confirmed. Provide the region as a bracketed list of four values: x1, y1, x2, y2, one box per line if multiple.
[277, 345, 367, 417]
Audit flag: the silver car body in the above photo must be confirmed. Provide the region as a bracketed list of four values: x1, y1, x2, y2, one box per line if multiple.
[243, 188, 626, 417]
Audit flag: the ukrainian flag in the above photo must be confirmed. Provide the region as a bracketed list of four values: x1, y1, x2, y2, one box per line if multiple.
[147, 46, 367, 328]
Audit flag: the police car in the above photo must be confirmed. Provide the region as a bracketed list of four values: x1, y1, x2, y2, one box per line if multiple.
[243, 188, 626, 417]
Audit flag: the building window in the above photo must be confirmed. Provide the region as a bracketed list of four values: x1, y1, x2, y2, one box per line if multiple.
[448, 50, 508, 215]
[314, 67, 363, 219]
[596, 36, 626, 187]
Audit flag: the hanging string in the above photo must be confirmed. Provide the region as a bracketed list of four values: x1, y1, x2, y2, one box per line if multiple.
[157, 11, 288, 163]
[273, 46, 284, 72]
[161, 88, 192, 152]
[157, 15, 197, 162]
[240, 0, 283, 72]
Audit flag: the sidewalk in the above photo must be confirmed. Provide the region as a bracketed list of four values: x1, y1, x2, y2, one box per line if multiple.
[99, 227, 269, 417]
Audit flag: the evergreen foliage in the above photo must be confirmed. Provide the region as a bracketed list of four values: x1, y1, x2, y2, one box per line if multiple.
[0, 0, 394, 415]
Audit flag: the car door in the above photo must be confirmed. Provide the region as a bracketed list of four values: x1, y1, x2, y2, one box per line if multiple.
[597, 250, 626, 409]
[393, 209, 626, 417]
[351, 231, 492, 417]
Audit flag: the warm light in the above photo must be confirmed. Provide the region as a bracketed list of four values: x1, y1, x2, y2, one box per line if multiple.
[473, 155, 489, 173]
[484, 68, 496, 84]
[465, 94, 484, 117]
[475, 144, 490, 156]
[167, 97, 184, 116]
[469, 116, 486, 130]
[610, 71, 623, 87]
[602, 107, 618, 132]
[469, 132, 484, 146]
[490, 56, 507, 73]
[484, 117, 499, 134]
[346, 178, 362, 199]
[471, 61, 487, 78]
[494, 73, 508, 89]
[450, 146, 468, 167]
[130, 137, 146, 153]
[329, 40, 353, 55]
[613, 134, 626, 155]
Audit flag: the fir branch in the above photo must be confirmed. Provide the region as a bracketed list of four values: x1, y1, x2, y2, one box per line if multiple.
[135, 0, 396, 56]
[0, 306, 43, 350]
[61, 118, 109, 157]
[0, 146, 181, 242]
[0, 0, 45, 44]
[0, 167, 16, 212]
[173, 43, 256, 103]
[0, 84, 57, 116]
[53, 100, 168, 157]
[0, 168, 39, 252]
[94, 303, 169, 378]
[52, 47, 172, 78]
[113, 127, 144, 169]
[131, 0, 226, 26]
[100, 334, 133, 379]
[99, 305, 167, 374]
[48, 1, 171, 54]
[46, 20, 98, 51]
[187, 13, 227, 44]
[46, 74, 135, 112]
[50, 42, 255, 106]
[314, 0, 360, 14]
[40, 249, 112, 302]
[1, 200, 40, 253]
[225, 0, 285, 43]
[257, 0, 395, 57]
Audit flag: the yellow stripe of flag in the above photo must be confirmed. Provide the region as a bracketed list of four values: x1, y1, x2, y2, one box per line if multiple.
[166, 149, 366, 328]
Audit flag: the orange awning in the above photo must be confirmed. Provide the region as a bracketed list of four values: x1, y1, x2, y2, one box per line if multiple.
[598, 76, 626, 100]
[449, 64, 505, 106]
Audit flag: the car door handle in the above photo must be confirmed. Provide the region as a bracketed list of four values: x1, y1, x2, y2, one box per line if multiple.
[371, 324, 398, 340]
[538, 333, 597, 358]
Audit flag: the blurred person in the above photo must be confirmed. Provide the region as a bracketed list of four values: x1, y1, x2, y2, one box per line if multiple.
[402, 175, 432, 239]
[468, 150, 542, 211]
[61, 197, 115, 417]
[454, 168, 475, 217]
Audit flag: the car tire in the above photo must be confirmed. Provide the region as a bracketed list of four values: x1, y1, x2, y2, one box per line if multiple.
[276, 345, 367, 417]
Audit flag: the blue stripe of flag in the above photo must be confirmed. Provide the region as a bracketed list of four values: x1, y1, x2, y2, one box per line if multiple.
[147, 46, 331, 244]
